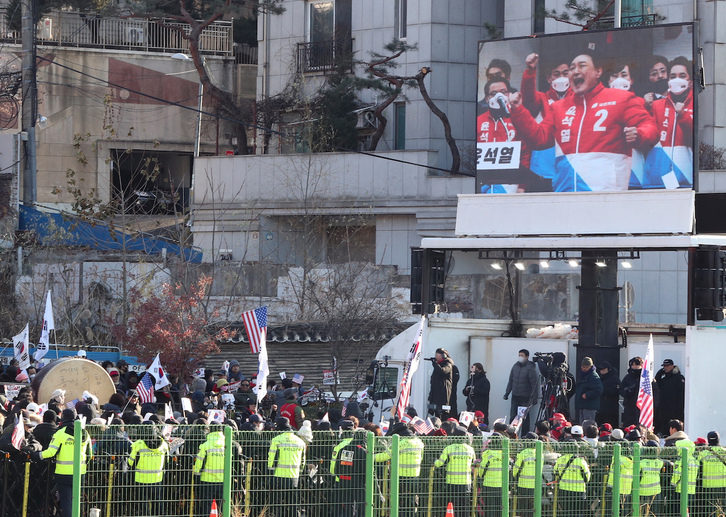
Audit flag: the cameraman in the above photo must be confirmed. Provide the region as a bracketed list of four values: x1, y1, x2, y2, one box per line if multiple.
[463, 363, 490, 425]
[504, 349, 539, 434]
[428, 348, 455, 420]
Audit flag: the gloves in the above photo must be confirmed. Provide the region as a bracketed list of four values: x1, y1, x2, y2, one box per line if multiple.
[503, 394, 509, 401]
[30, 451, 42, 463]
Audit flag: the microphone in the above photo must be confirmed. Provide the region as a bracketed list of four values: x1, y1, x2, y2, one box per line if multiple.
[424, 358, 436, 361]
[494, 92, 510, 116]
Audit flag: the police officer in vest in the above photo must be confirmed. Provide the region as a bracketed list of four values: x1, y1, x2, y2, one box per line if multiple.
[375, 423, 425, 517]
[33, 408, 92, 517]
[697, 431, 726, 517]
[128, 421, 170, 516]
[672, 438, 698, 517]
[268, 417, 307, 517]
[553, 441, 591, 517]
[479, 434, 505, 516]
[194, 421, 227, 513]
[640, 440, 665, 516]
[513, 436, 538, 517]
[435, 429, 476, 516]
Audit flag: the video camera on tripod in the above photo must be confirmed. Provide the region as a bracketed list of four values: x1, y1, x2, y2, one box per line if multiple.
[533, 351, 574, 422]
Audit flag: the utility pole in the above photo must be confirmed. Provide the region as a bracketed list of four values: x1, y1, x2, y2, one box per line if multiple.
[21, 0, 37, 204]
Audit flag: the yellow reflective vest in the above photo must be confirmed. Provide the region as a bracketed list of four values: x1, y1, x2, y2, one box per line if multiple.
[698, 447, 726, 489]
[554, 454, 590, 493]
[374, 437, 425, 478]
[672, 440, 698, 495]
[435, 442, 475, 485]
[194, 431, 226, 483]
[40, 426, 93, 476]
[607, 455, 634, 495]
[268, 432, 306, 479]
[513, 448, 537, 489]
[639, 458, 664, 496]
[478, 448, 504, 488]
[129, 439, 170, 484]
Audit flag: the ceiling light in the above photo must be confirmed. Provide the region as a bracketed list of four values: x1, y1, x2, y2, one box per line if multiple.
[595, 261, 607, 267]
[514, 262, 525, 270]
[540, 260, 549, 268]
[569, 259, 579, 267]
[621, 261, 632, 269]
[491, 262, 502, 270]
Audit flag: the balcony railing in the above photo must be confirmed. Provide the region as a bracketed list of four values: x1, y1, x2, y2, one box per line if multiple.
[0, 10, 233, 56]
[591, 13, 660, 29]
[297, 38, 353, 73]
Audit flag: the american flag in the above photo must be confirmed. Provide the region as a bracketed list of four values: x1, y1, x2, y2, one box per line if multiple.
[411, 416, 435, 435]
[136, 372, 155, 404]
[11, 415, 24, 450]
[396, 316, 427, 420]
[637, 335, 655, 429]
[242, 306, 268, 354]
[341, 399, 349, 417]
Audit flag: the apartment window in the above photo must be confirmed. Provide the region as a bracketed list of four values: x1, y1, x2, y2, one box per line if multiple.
[395, 0, 407, 40]
[309, 1, 334, 43]
[533, 0, 545, 33]
[394, 103, 406, 150]
[326, 224, 375, 263]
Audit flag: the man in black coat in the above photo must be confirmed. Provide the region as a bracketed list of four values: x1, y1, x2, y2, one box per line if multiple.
[504, 349, 539, 435]
[654, 359, 685, 435]
[595, 361, 620, 428]
[463, 362, 490, 424]
[428, 348, 454, 419]
[620, 356, 659, 427]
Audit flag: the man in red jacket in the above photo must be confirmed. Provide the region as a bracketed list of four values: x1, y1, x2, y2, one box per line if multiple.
[642, 57, 694, 189]
[509, 51, 658, 192]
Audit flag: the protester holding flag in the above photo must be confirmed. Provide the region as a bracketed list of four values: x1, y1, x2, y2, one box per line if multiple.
[35, 290, 54, 363]
[620, 356, 659, 428]
[397, 316, 426, 421]
[428, 348, 455, 420]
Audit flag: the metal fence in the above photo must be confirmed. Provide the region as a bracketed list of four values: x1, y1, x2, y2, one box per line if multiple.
[0, 10, 233, 56]
[4, 421, 722, 517]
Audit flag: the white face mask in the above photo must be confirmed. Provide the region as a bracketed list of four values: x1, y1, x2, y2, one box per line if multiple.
[551, 76, 570, 93]
[668, 78, 689, 95]
[488, 92, 509, 111]
[518, 356, 526, 363]
[609, 77, 631, 91]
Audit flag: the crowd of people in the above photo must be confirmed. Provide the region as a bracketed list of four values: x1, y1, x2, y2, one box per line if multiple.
[0, 350, 701, 517]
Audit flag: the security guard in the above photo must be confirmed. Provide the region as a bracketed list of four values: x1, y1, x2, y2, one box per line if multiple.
[268, 417, 307, 517]
[194, 421, 227, 513]
[672, 437, 698, 514]
[34, 408, 92, 517]
[375, 423, 425, 517]
[606, 445, 634, 513]
[513, 438, 538, 517]
[640, 441, 665, 516]
[697, 431, 726, 517]
[128, 421, 170, 516]
[334, 429, 368, 517]
[553, 441, 590, 517]
[479, 435, 505, 517]
[434, 431, 475, 517]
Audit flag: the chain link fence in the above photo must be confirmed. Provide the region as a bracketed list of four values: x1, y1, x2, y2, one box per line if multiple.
[2, 421, 721, 517]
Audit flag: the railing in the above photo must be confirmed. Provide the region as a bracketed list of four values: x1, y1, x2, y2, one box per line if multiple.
[297, 38, 353, 73]
[9, 421, 715, 517]
[592, 13, 660, 29]
[0, 10, 233, 56]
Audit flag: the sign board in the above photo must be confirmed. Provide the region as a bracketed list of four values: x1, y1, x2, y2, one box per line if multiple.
[323, 370, 338, 385]
[292, 374, 304, 385]
[477, 23, 695, 194]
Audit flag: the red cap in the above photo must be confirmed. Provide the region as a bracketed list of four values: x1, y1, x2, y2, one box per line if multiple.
[474, 411, 485, 419]
[553, 413, 566, 423]
[433, 429, 448, 436]
[600, 423, 613, 431]
[695, 437, 708, 445]
[447, 418, 459, 423]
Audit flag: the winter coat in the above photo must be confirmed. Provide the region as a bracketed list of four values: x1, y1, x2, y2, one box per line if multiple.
[463, 372, 491, 417]
[596, 367, 620, 425]
[655, 366, 685, 421]
[505, 360, 539, 404]
[33, 422, 58, 449]
[620, 368, 659, 427]
[429, 357, 454, 409]
[575, 367, 603, 411]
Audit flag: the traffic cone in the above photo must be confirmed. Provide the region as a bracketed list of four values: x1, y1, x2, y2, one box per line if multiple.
[209, 499, 219, 517]
[446, 502, 454, 516]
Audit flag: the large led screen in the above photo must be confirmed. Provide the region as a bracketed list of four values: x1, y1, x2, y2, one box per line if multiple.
[476, 24, 695, 194]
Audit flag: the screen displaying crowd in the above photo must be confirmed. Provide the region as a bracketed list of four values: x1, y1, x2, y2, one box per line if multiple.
[476, 24, 695, 194]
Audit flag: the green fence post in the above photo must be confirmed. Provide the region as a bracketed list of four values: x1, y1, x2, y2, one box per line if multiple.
[72, 420, 81, 517]
[632, 442, 641, 517]
[534, 441, 543, 517]
[612, 443, 621, 517]
[223, 426, 232, 517]
[680, 447, 689, 517]
[366, 432, 375, 517]
[391, 434, 400, 517]
[502, 438, 510, 517]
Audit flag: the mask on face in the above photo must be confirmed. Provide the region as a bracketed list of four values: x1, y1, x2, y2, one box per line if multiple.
[609, 77, 631, 91]
[668, 78, 689, 95]
[488, 92, 510, 117]
[651, 78, 668, 94]
[518, 356, 526, 364]
[551, 76, 570, 93]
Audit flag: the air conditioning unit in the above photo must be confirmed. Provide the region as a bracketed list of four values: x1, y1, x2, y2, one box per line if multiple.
[125, 27, 144, 45]
[38, 18, 53, 40]
[355, 109, 378, 129]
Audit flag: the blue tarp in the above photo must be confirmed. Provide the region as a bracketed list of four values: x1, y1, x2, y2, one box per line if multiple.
[19, 204, 202, 263]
